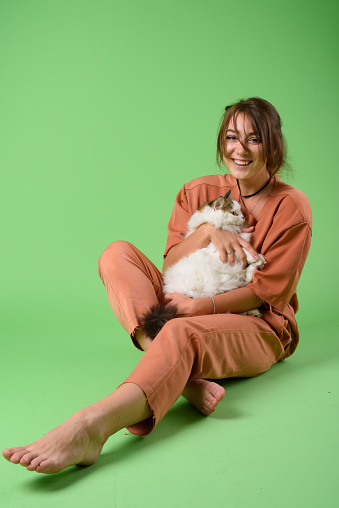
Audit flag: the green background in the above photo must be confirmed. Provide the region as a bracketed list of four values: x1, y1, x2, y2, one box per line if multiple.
[1, 1, 338, 507]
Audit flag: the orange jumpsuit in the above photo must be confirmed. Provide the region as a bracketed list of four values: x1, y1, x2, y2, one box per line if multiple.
[98, 174, 312, 435]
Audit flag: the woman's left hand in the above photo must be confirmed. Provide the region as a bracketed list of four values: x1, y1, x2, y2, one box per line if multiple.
[163, 292, 196, 317]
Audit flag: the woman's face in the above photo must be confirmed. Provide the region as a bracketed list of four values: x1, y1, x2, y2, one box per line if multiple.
[223, 114, 269, 183]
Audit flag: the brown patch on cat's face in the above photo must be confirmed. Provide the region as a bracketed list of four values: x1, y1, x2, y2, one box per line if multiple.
[199, 196, 233, 213]
[199, 199, 216, 212]
[213, 197, 233, 212]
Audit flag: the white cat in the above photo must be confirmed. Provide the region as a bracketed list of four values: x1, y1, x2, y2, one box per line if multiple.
[142, 191, 266, 339]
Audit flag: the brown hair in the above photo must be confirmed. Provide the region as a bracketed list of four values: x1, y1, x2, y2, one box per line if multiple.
[216, 97, 289, 175]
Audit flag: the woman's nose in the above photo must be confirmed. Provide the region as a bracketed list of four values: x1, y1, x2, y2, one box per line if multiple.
[235, 140, 248, 153]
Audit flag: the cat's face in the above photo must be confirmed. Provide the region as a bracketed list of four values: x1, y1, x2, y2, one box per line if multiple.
[199, 192, 245, 226]
[199, 192, 242, 215]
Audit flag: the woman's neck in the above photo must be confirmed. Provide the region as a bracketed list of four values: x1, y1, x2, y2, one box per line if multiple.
[237, 172, 271, 198]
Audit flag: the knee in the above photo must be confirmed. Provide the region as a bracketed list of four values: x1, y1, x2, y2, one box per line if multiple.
[98, 240, 135, 274]
[157, 317, 196, 346]
[154, 318, 201, 366]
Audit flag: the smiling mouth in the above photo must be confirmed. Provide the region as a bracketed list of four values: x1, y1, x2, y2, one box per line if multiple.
[233, 159, 252, 166]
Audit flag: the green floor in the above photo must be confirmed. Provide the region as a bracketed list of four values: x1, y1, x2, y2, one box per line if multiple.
[1, 0, 337, 506]
[1, 308, 338, 508]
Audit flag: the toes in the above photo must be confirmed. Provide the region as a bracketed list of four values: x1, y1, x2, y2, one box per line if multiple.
[2, 447, 24, 461]
[2, 448, 14, 461]
[209, 386, 225, 405]
[200, 405, 210, 416]
[202, 399, 216, 415]
[201, 404, 215, 416]
[204, 394, 218, 410]
[36, 459, 56, 474]
[10, 449, 30, 464]
[28, 457, 59, 474]
[184, 379, 225, 417]
[27, 456, 46, 472]
[20, 453, 38, 467]
[210, 396, 218, 409]
[215, 387, 226, 401]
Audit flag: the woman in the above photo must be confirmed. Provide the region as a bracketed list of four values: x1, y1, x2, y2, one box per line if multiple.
[2, 97, 312, 474]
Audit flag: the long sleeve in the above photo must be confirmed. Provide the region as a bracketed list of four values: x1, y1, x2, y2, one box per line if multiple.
[163, 175, 312, 315]
[163, 175, 237, 258]
[163, 186, 194, 258]
[247, 221, 312, 312]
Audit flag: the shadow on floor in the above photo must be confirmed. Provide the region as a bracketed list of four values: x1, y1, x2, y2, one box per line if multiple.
[22, 322, 338, 492]
[22, 401, 203, 492]
[21, 366, 286, 492]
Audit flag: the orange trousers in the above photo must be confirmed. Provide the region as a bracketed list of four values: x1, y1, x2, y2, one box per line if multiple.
[98, 241, 284, 435]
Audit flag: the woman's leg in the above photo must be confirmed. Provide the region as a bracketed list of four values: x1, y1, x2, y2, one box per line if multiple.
[122, 313, 284, 435]
[98, 241, 282, 420]
[2, 243, 284, 473]
[98, 240, 164, 350]
[2, 314, 283, 473]
[2, 383, 152, 474]
[135, 329, 226, 416]
[99, 241, 226, 413]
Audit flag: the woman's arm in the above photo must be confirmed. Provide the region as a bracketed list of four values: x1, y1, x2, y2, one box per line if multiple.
[164, 287, 263, 317]
[162, 223, 259, 272]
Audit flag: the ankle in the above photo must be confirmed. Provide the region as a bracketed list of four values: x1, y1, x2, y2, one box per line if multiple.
[77, 406, 112, 444]
[134, 329, 152, 351]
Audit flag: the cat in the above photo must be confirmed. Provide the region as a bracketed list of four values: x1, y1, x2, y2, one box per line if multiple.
[142, 190, 266, 339]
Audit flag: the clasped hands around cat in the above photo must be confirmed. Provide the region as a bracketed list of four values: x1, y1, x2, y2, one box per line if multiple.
[204, 214, 261, 264]
[162, 225, 261, 319]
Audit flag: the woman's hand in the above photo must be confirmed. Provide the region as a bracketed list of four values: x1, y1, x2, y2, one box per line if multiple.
[163, 222, 259, 272]
[206, 224, 259, 267]
[163, 292, 211, 317]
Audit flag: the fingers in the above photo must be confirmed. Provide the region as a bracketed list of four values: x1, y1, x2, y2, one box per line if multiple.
[218, 246, 240, 266]
[231, 245, 247, 267]
[224, 246, 246, 267]
[218, 247, 228, 263]
[239, 241, 259, 263]
[220, 240, 258, 267]
[239, 227, 259, 261]
[207, 228, 259, 267]
[163, 293, 175, 304]
[241, 226, 254, 234]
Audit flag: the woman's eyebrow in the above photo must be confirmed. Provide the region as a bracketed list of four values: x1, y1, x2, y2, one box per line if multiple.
[226, 128, 258, 136]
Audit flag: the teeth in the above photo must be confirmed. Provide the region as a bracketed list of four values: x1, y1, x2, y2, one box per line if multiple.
[234, 160, 251, 166]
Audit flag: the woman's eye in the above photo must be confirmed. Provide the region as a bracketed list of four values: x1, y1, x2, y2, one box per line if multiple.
[226, 136, 237, 140]
[249, 137, 260, 143]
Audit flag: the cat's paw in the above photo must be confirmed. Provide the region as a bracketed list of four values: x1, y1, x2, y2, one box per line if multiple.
[241, 308, 262, 318]
[249, 254, 266, 267]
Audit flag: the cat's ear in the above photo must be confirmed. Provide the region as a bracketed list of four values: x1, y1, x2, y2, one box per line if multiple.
[223, 190, 231, 199]
[214, 197, 223, 209]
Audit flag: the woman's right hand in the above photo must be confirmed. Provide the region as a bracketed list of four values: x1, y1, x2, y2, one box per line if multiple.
[205, 223, 259, 267]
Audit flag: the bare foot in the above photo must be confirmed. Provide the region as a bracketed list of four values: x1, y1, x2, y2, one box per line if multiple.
[2, 408, 108, 474]
[182, 379, 225, 416]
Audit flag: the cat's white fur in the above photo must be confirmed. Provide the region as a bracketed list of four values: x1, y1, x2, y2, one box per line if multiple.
[163, 197, 266, 309]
